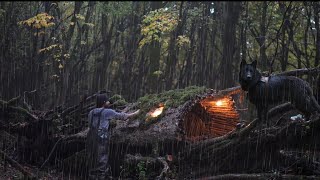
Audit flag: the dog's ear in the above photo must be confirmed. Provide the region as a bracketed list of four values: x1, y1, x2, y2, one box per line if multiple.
[252, 60, 257, 68]
[240, 59, 247, 67]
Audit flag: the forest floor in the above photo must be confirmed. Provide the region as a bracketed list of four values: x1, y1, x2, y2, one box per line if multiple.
[0, 164, 78, 180]
[1, 108, 312, 180]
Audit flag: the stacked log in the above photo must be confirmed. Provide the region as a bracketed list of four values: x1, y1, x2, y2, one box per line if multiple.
[201, 96, 240, 137]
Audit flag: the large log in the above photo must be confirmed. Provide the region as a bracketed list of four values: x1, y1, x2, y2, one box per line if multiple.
[277, 67, 320, 76]
[1, 82, 319, 179]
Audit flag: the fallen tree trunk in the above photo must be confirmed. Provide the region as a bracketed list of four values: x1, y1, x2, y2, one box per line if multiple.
[1, 82, 320, 179]
[277, 67, 320, 77]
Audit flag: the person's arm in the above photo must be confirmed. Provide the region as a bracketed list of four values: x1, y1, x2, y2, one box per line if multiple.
[111, 109, 140, 120]
[125, 109, 140, 119]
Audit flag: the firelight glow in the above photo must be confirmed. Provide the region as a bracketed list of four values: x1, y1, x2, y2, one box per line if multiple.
[150, 106, 164, 117]
[215, 100, 223, 106]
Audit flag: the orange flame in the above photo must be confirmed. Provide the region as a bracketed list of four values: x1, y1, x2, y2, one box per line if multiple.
[208, 98, 229, 107]
[215, 100, 223, 106]
[150, 106, 164, 117]
[146, 103, 165, 121]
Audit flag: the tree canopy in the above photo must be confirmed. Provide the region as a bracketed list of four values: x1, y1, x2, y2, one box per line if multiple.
[0, 1, 319, 109]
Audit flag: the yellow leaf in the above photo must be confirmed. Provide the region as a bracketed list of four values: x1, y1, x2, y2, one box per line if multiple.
[63, 54, 70, 59]
[40, 20, 47, 27]
[84, 23, 95, 27]
[47, 22, 55, 27]
[58, 64, 63, 69]
[19, 13, 55, 29]
[75, 14, 85, 20]
[34, 24, 41, 29]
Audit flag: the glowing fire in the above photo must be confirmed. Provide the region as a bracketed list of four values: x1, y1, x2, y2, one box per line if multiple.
[215, 100, 223, 106]
[150, 106, 164, 117]
[208, 98, 229, 107]
[146, 103, 165, 121]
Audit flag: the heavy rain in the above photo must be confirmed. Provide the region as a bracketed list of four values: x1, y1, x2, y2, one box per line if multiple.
[0, 1, 320, 180]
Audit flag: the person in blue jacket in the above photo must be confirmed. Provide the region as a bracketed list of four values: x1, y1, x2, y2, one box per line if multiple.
[87, 94, 140, 180]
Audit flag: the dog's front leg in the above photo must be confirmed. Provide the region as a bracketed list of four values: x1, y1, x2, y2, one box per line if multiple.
[257, 105, 268, 126]
[257, 106, 263, 123]
[263, 105, 269, 126]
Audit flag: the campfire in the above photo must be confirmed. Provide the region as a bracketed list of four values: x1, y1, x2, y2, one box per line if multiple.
[215, 100, 223, 106]
[146, 103, 165, 121]
[150, 106, 164, 117]
[208, 97, 230, 108]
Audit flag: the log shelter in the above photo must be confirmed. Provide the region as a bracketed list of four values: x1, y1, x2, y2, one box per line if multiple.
[183, 95, 240, 141]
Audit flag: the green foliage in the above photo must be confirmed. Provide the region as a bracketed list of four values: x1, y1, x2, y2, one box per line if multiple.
[98, 1, 132, 18]
[110, 94, 128, 106]
[4, 1, 320, 114]
[137, 86, 206, 121]
[137, 161, 146, 180]
[187, 6, 202, 18]
[139, 8, 179, 48]
[0, 8, 5, 18]
[138, 86, 205, 108]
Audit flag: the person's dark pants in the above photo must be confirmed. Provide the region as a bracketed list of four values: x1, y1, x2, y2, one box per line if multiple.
[87, 133, 110, 180]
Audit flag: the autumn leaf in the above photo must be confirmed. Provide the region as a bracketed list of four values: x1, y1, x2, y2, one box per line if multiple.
[176, 35, 190, 48]
[18, 13, 55, 29]
[84, 23, 95, 27]
[75, 14, 85, 20]
[153, 70, 163, 76]
[63, 54, 70, 59]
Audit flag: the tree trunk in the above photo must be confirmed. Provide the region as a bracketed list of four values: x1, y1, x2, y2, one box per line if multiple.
[93, 11, 114, 92]
[259, 1, 268, 71]
[314, 2, 320, 67]
[121, 2, 140, 100]
[165, 2, 188, 90]
[146, 1, 164, 93]
[59, 1, 83, 105]
[279, 2, 292, 71]
[220, 1, 241, 89]
[179, 20, 196, 87]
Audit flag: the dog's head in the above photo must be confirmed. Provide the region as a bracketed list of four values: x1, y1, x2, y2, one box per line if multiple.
[239, 59, 258, 91]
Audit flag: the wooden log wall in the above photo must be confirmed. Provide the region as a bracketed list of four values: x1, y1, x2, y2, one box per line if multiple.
[183, 95, 240, 141]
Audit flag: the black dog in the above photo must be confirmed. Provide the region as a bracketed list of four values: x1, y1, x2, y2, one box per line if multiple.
[239, 59, 320, 124]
